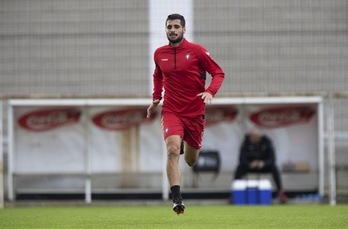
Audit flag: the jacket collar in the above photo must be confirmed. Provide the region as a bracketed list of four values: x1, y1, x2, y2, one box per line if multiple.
[168, 38, 188, 49]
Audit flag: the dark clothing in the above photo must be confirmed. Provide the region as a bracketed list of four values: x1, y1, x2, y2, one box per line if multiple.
[239, 135, 275, 167]
[234, 134, 283, 191]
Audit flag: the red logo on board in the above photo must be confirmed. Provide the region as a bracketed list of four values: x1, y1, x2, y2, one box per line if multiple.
[92, 108, 157, 130]
[18, 108, 81, 131]
[205, 106, 238, 126]
[249, 106, 315, 128]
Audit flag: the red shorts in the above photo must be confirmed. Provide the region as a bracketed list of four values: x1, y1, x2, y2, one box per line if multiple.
[161, 112, 205, 149]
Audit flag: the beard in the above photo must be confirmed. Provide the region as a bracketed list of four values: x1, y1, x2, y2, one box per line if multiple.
[167, 33, 183, 44]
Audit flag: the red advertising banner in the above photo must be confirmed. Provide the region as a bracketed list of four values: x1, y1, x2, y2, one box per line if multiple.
[92, 108, 157, 131]
[249, 106, 315, 128]
[18, 108, 81, 131]
[205, 106, 238, 126]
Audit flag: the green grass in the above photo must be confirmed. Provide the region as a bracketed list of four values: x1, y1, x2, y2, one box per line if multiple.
[1, 204, 348, 229]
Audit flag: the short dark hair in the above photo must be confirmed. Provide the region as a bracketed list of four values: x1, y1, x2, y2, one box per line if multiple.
[166, 14, 186, 27]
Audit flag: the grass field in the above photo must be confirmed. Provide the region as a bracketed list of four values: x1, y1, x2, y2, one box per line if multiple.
[1, 203, 347, 229]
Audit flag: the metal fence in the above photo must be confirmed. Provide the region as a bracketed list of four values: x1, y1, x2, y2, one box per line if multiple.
[0, 0, 347, 203]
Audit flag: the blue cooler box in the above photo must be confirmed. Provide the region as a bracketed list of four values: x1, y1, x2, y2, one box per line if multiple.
[258, 179, 272, 205]
[247, 180, 259, 205]
[231, 180, 247, 205]
[231, 179, 272, 205]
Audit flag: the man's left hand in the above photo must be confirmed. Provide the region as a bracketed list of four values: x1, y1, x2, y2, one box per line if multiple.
[257, 160, 265, 169]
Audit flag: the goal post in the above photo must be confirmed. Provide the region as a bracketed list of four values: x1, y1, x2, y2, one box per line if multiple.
[0, 100, 3, 208]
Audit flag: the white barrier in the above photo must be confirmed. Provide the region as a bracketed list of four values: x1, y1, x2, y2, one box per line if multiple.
[6, 97, 324, 203]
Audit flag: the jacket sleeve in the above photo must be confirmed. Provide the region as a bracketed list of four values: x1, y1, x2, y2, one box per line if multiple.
[239, 137, 250, 167]
[198, 47, 225, 96]
[152, 58, 163, 101]
[263, 137, 276, 167]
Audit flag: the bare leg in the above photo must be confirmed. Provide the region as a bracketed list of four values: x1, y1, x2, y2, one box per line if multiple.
[165, 135, 182, 187]
[184, 142, 200, 167]
[166, 136, 194, 215]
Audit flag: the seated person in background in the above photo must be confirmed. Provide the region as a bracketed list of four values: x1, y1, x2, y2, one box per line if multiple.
[234, 127, 288, 203]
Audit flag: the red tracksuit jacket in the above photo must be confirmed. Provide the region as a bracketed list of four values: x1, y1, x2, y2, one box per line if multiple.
[152, 38, 225, 117]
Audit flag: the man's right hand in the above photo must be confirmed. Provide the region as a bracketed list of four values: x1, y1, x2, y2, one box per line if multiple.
[250, 160, 264, 169]
[146, 100, 160, 118]
[250, 161, 259, 169]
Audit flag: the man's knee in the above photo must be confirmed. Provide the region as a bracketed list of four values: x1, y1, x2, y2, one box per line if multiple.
[184, 148, 200, 167]
[266, 165, 279, 173]
[235, 165, 247, 179]
[185, 158, 197, 167]
[167, 143, 180, 158]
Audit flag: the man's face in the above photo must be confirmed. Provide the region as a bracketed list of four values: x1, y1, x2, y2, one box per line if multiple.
[250, 133, 261, 144]
[166, 19, 185, 44]
[249, 128, 261, 144]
